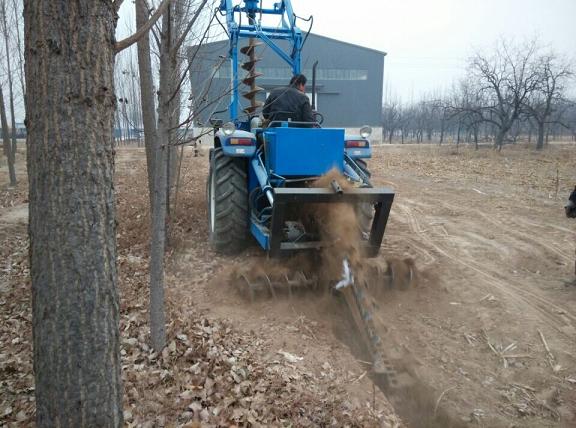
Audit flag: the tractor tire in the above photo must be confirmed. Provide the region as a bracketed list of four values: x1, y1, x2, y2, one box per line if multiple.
[207, 148, 248, 254]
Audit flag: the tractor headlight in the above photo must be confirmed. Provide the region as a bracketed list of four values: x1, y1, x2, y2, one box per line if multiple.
[359, 125, 372, 139]
[223, 122, 236, 136]
[250, 116, 262, 130]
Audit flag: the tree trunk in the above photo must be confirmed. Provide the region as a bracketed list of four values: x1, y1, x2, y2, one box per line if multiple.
[148, 8, 172, 352]
[12, 0, 26, 100]
[1, 0, 17, 156]
[0, 84, 16, 186]
[494, 128, 506, 151]
[474, 126, 479, 150]
[136, 0, 159, 208]
[166, 0, 185, 220]
[536, 122, 545, 150]
[24, 2, 122, 426]
[456, 122, 461, 150]
[439, 119, 445, 145]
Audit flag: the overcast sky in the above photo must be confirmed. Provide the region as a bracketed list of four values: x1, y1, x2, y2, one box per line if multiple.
[290, 0, 576, 101]
[117, 0, 576, 102]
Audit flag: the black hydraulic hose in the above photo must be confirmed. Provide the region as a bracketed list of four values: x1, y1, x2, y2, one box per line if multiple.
[312, 60, 318, 110]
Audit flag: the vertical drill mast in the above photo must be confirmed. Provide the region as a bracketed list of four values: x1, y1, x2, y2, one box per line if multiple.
[218, 0, 303, 122]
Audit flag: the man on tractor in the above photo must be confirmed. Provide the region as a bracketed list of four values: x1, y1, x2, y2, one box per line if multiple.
[262, 74, 315, 124]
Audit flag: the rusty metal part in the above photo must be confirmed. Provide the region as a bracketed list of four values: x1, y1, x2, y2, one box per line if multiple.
[240, 41, 262, 55]
[243, 102, 264, 114]
[237, 270, 318, 301]
[240, 38, 264, 115]
[242, 86, 265, 100]
[242, 72, 263, 86]
[241, 58, 262, 71]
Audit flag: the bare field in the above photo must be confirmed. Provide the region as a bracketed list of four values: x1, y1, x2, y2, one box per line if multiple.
[1, 142, 576, 427]
[371, 143, 576, 426]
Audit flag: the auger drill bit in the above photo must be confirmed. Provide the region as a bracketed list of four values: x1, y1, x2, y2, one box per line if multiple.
[240, 37, 264, 115]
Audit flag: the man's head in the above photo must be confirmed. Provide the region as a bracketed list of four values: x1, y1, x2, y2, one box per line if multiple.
[289, 74, 307, 92]
[566, 186, 576, 218]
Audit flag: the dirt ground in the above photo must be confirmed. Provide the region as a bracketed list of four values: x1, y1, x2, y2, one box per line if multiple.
[1, 141, 576, 427]
[369, 143, 576, 427]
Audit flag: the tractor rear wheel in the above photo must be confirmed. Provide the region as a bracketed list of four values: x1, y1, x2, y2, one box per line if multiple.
[207, 148, 248, 254]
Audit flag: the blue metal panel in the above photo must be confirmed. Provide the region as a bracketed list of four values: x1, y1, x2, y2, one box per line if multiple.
[250, 222, 270, 250]
[264, 127, 345, 176]
[222, 145, 256, 157]
[345, 147, 371, 159]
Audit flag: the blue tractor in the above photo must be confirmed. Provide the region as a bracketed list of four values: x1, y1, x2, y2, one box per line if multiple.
[208, 0, 395, 259]
[207, 0, 401, 380]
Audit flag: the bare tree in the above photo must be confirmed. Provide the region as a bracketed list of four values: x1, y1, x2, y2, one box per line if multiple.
[1, 0, 18, 156]
[447, 80, 486, 149]
[466, 38, 540, 150]
[523, 51, 573, 150]
[0, 83, 15, 185]
[11, 0, 25, 100]
[25, 0, 169, 424]
[148, 0, 208, 351]
[382, 100, 400, 143]
[136, 0, 159, 201]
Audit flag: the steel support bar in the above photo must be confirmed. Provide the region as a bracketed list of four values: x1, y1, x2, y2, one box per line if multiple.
[238, 25, 293, 33]
[269, 201, 286, 256]
[269, 187, 395, 257]
[273, 187, 394, 204]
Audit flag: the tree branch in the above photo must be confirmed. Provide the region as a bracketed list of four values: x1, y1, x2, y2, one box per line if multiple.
[172, 0, 209, 55]
[115, 0, 172, 54]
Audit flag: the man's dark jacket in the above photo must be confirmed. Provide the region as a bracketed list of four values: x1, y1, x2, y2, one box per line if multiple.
[262, 86, 314, 123]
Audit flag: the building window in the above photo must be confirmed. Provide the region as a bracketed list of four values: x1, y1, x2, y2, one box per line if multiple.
[214, 64, 368, 81]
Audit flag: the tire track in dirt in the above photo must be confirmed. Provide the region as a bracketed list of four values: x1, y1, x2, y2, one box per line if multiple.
[393, 200, 576, 336]
[399, 196, 573, 263]
[440, 200, 573, 263]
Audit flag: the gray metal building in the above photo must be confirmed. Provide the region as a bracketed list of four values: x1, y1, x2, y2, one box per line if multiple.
[188, 33, 386, 127]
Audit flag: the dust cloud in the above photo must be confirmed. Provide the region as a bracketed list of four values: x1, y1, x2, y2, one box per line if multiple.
[227, 169, 465, 427]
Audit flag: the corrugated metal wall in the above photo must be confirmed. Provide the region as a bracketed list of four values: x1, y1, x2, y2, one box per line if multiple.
[188, 34, 385, 127]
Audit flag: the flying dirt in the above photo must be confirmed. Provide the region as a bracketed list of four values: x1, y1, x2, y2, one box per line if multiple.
[221, 168, 470, 427]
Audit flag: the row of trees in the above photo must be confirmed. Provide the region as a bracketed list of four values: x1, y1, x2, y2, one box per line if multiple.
[382, 39, 575, 150]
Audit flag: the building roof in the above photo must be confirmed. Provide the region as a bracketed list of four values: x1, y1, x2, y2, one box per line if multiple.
[188, 33, 387, 57]
[307, 33, 387, 57]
